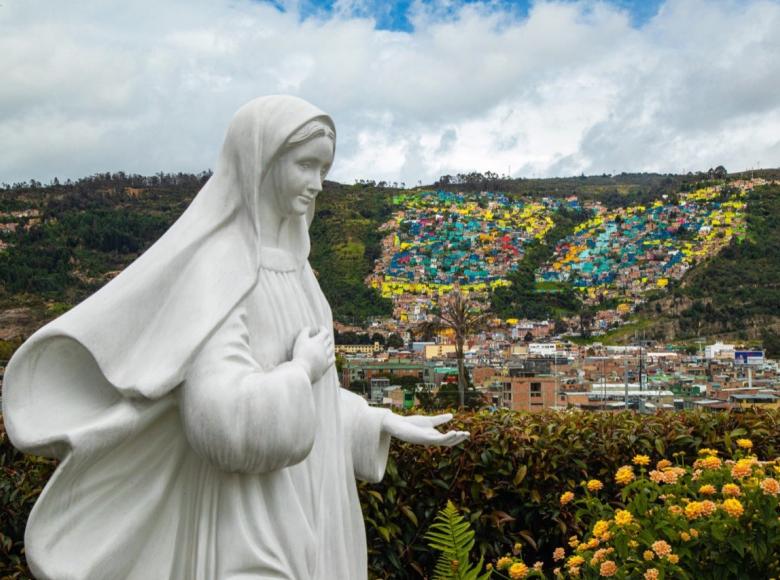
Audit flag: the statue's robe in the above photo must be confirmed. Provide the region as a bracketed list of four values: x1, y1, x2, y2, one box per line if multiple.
[2, 96, 389, 580]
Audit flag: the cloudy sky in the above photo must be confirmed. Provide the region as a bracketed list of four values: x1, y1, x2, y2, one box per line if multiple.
[1, 0, 779, 186]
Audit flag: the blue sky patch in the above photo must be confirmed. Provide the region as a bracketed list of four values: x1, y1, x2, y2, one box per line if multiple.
[267, 0, 666, 31]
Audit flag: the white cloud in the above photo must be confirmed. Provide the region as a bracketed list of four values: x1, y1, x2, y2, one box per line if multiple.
[0, 0, 778, 185]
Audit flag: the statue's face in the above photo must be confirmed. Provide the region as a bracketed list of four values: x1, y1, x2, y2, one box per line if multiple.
[273, 135, 334, 217]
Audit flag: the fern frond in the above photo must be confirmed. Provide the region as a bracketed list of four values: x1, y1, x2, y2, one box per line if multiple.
[424, 501, 492, 580]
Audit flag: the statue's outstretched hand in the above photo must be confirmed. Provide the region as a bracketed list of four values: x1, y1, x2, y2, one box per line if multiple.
[381, 412, 469, 447]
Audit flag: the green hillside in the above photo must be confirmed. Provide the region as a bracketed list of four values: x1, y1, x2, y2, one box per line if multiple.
[641, 182, 780, 349]
[0, 170, 778, 352]
[0, 174, 396, 344]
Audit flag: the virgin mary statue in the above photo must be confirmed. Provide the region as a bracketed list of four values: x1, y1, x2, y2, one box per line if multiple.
[2, 95, 468, 580]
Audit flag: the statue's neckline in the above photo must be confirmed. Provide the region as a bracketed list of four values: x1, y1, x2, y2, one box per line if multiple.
[258, 246, 302, 273]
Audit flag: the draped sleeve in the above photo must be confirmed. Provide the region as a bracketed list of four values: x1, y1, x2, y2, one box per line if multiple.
[178, 302, 317, 474]
[338, 389, 391, 483]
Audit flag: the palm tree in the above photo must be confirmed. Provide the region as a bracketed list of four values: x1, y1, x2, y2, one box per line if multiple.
[418, 287, 491, 407]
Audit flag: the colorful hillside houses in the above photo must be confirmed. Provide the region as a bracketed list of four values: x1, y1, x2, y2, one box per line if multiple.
[538, 185, 748, 305]
[367, 191, 559, 321]
[365, 181, 756, 329]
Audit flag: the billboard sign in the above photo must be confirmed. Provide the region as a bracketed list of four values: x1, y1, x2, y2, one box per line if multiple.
[734, 350, 764, 366]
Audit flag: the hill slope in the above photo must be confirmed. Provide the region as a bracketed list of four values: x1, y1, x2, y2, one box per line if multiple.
[0, 171, 778, 353]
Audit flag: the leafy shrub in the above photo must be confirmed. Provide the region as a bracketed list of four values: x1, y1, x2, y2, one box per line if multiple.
[547, 444, 780, 579]
[362, 408, 780, 578]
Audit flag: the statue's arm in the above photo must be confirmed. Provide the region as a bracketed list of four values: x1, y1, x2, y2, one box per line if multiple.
[178, 305, 317, 473]
[339, 389, 392, 483]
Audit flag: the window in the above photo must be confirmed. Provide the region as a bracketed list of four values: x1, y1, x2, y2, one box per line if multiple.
[531, 382, 542, 397]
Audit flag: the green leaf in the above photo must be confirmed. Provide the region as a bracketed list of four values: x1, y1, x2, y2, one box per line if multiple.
[401, 505, 418, 527]
[513, 464, 528, 486]
[377, 526, 391, 542]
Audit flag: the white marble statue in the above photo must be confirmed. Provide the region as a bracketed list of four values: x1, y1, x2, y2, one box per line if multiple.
[2, 95, 469, 580]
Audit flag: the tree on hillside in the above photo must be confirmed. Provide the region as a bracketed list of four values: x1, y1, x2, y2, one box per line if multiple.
[418, 288, 490, 408]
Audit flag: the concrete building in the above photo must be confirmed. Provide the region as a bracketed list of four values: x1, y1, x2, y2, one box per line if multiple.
[335, 342, 383, 356]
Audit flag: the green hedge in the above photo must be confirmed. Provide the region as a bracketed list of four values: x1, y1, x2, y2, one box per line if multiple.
[2, 409, 779, 579]
[360, 409, 780, 578]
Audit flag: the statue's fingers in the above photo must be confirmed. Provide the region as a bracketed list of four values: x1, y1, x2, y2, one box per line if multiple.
[436, 432, 464, 446]
[402, 415, 434, 427]
[427, 413, 453, 427]
[440, 431, 470, 446]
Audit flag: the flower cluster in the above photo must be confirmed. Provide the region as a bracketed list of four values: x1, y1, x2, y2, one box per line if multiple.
[540, 437, 780, 579]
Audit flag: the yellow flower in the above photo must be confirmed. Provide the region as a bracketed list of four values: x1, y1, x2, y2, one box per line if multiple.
[722, 483, 741, 497]
[698, 448, 719, 456]
[553, 548, 566, 562]
[513, 542, 523, 555]
[560, 491, 575, 506]
[497, 557, 512, 571]
[615, 466, 635, 486]
[736, 438, 753, 450]
[633, 455, 651, 466]
[644, 569, 659, 580]
[689, 528, 699, 538]
[680, 532, 690, 542]
[722, 498, 744, 518]
[628, 540, 638, 548]
[684, 502, 705, 520]
[760, 478, 780, 496]
[699, 484, 716, 495]
[649, 470, 665, 483]
[668, 554, 680, 564]
[614, 510, 633, 526]
[599, 560, 617, 577]
[568, 536, 580, 548]
[587, 479, 604, 492]
[700, 456, 722, 470]
[643, 550, 655, 561]
[586, 538, 600, 549]
[567, 555, 585, 569]
[509, 562, 529, 579]
[731, 459, 753, 479]
[592, 520, 610, 537]
[662, 467, 685, 484]
[656, 459, 673, 470]
[652, 540, 672, 558]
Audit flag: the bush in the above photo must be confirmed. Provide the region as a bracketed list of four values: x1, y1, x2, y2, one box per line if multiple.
[361, 408, 780, 578]
[550, 444, 780, 579]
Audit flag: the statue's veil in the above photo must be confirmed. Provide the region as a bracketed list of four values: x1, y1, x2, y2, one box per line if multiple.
[3, 95, 335, 456]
